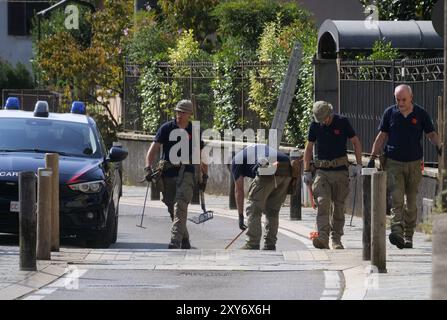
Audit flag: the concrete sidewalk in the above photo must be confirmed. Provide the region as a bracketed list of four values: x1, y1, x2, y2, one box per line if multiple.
[199, 191, 432, 300]
[0, 185, 432, 300]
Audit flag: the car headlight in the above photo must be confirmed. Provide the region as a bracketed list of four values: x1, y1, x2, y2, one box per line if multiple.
[68, 180, 105, 193]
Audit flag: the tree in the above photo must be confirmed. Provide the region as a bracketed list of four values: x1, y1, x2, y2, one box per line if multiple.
[126, 10, 175, 65]
[212, 0, 312, 55]
[0, 60, 35, 95]
[34, 1, 133, 128]
[248, 15, 317, 146]
[360, 0, 436, 20]
[157, 0, 219, 52]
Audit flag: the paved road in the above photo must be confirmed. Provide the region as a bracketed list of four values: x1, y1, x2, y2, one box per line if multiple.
[15, 200, 334, 300]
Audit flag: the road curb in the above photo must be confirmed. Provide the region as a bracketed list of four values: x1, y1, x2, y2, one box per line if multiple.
[341, 265, 368, 300]
[209, 206, 369, 300]
[0, 262, 68, 300]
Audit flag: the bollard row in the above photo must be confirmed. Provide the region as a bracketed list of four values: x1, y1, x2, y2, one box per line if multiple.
[18, 154, 60, 271]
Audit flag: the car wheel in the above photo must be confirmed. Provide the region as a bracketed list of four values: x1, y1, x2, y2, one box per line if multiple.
[111, 201, 119, 244]
[86, 203, 115, 248]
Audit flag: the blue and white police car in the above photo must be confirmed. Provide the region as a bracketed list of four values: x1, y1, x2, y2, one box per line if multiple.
[0, 98, 128, 248]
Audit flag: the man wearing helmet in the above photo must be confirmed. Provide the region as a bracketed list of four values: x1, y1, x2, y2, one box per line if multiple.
[145, 99, 207, 249]
[303, 101, 362, 249]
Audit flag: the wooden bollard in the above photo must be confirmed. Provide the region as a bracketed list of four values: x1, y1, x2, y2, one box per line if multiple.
[362, 168, 376, 261]
[289, 154, 302, 220]
[229, 173, 237, 210]
[432, 213, 447, 299]
[37, 168, 52, 260]
[19, 172, 37, 271]
[371, 170, 387, 273]
[45, 153, 59, 252]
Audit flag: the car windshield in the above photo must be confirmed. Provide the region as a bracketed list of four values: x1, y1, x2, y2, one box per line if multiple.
[0, 118, 102, 158]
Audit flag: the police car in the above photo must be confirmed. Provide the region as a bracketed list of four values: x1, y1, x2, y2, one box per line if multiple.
[0, 98, 128, 248]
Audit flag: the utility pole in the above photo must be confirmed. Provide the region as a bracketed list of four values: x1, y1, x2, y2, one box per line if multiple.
[432, 0, 447, 300]
[442, 0, 447, 209]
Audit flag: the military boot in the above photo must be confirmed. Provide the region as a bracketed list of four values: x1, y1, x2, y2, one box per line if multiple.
[262, 243, 276, 251]
[332, 238, 344, 249]
[181, 238, 191, 249]
[240, 243, 260, 250]
[168, 239, 181, 249]
[404, 236, 413, 249]
[389, 232, 405, 249]
[313, 236, 329, 249]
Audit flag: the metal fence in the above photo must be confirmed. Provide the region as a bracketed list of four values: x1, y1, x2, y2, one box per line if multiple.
[123, 61, 275, 133]
[339, 58, 444, 165]
[2, 89, 62, 112]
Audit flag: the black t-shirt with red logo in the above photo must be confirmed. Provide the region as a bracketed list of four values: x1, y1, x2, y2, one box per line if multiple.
[308, 114, 356, 162]
[154, 119, 204, 177]
[379, 104, 435, 162]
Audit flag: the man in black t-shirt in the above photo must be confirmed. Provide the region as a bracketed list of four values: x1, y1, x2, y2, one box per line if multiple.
[303, 101, 362, 250]
[231, 144, 294, 250]
[369, 84, 441, 249]
[145, 100, 207, 249]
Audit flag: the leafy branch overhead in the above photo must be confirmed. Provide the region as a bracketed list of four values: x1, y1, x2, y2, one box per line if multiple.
[33, 0, 133, 128]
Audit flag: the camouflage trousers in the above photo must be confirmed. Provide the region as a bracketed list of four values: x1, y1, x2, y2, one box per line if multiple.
[245, 175, 292, 248]
[161, 171, 195, 245]
[385, 158, 422, 238]
[312, 169, 350, 241]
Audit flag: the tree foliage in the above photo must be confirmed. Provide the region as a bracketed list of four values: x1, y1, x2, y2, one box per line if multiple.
[212, 36, 254, 132]
[248, 15, 317, 146]
[360, 0, 436, 20]
[0, 60, 35, 95]
[33, 0, 133, 127]
[211, 0, 313, 53]
[126, 10, 174, 65]
[157, 0, 219, 51]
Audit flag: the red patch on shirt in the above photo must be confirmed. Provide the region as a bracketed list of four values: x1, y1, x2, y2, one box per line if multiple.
[334, 129, 341, 135]
[411, 118, 418, 125]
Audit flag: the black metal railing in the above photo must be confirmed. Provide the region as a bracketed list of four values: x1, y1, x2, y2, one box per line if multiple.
[123, 61, 276, 134]
[339, 58, 444, 165]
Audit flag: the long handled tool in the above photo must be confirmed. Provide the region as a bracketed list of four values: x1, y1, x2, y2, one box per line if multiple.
[348, 173, 359, 227]
[136, 169, 161, 228]
[188, 174, 214, 224]
[225, 228, 246, 250]
[136, 181, 150, 229]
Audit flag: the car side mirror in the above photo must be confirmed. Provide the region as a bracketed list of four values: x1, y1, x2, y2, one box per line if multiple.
[107, 146, 128, 162]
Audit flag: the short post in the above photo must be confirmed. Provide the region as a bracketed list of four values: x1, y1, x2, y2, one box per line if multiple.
[37, 168, 52, 260]
[19, 172, 37, 271]
[229, 173, 237, 210]
[371, 171, 387, 273]
[45, 153, 59, 252]
[362, 168, 376, 261]
[432, 213, 447, 299]
[290, 182, 302, 220]
[289, 159, 302, 220]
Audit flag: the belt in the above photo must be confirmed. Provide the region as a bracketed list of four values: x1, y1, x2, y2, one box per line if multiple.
[314, 156, 349, 169]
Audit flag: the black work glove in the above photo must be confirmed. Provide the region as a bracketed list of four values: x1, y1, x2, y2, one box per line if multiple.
[144, 166, 154, 182]
[437, 146, 442, 156]
[367, 157, 375, 168]
[238, 214, 247, 231]
[199, 173, 208, 191]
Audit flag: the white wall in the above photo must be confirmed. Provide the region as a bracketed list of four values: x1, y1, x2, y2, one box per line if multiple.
[0, 2, 34, 69]
[295, 0, 365, 26]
